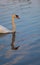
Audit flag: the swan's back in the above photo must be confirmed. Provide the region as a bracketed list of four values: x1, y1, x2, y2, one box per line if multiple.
[0, 25, 12, 33]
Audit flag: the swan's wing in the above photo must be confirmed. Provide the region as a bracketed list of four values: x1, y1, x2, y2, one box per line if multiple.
[0, 25, 12, 33]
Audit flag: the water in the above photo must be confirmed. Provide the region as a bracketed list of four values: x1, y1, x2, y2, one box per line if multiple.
[0, 0, 40, 65]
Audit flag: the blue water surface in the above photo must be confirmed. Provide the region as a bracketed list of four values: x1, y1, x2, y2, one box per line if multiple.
[0, 0, 40, 65]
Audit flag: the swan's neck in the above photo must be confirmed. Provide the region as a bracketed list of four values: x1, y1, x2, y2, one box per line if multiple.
[12, 18, 16, 32]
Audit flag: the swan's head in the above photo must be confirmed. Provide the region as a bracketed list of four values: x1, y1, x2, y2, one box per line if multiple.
[12, 14, 20, 19]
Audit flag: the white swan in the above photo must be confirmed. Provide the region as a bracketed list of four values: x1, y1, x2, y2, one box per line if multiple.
[0, 14, 20, 34]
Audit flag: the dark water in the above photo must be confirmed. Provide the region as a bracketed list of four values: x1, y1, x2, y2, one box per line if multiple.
[0, 0, 40, 65]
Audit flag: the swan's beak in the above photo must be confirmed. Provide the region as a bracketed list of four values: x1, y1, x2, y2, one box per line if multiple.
[16, 15, 20, 19]
[18, 16, 20, 19]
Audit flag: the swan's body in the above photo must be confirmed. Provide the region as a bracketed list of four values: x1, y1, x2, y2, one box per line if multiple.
[0, 14, 19, 34]
[0, 25, 12, 34]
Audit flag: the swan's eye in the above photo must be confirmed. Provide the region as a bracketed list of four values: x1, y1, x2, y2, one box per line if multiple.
[16, 15, 19, 19]
[16, 15, 18, 17]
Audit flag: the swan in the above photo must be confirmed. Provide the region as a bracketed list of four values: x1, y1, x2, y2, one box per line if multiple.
[0, 14, 20, 34]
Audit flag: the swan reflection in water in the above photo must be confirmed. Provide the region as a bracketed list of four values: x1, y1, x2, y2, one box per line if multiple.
[11, 32, 20, 50]
[0, 32, 20, 50]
